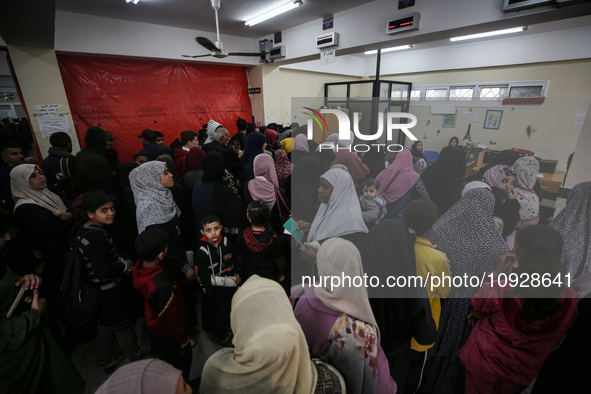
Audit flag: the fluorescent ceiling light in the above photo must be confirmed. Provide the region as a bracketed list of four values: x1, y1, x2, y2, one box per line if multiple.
[450, 26, 526, 42]
[126, 0, 140, 4]
[365, 45, 412, 55]
[245, 1, 303, 26]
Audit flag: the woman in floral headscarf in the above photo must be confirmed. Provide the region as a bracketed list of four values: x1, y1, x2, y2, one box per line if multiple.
[291, 238, 397, 394]
[483, 164, 521, 240]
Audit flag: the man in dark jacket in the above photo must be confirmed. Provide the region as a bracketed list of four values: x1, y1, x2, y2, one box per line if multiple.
[74, 127, 114, 193]
[202, 128, 230, 154]
[137, 129, 173, 161]
[42, 132, 76, 198]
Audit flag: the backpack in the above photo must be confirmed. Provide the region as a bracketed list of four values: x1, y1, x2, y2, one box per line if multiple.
[54, 157, 77, 200]
[56, 234, 99, 334]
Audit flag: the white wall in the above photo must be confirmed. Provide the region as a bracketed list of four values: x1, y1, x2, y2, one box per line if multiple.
[379, 60, 591, 170]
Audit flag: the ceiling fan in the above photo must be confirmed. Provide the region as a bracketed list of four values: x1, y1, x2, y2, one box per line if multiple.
[1, 93, 16, 101]
[182, 0, 265, 59]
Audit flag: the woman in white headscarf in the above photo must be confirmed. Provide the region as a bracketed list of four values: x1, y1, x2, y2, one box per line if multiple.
[292, 238, 397, 394]
[10, 164, 73, 302]
[129, 161, 193, 280]
[201, 275, 345, 394]
[305, 168, 368, 245]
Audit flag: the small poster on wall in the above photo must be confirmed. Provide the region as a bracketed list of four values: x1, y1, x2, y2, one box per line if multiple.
[442, 112, 457, 127]
[483, 109, 503, 130]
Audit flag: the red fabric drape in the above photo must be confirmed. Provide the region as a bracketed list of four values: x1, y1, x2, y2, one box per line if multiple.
[57, 54, 253, 164]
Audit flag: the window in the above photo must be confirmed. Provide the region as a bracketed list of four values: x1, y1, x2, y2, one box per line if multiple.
[449, 87, 474, 101]
[425, 88, 447, 101]
[509, 86, 543, 98]
[479, 86, 509, 101]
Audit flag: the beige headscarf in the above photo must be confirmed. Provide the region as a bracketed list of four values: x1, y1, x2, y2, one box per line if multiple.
[201, 275, 316, 394]
[314, 238, 379, 337]
[10, 164, 67, 215]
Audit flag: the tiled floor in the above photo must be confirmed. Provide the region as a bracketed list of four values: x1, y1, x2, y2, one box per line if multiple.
[71, 298, 223, 394]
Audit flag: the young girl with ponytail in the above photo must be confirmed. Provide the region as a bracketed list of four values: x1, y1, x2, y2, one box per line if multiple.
[459, 225, 577, 393]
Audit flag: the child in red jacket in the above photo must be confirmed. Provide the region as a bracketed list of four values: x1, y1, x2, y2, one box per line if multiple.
[132, 228, 192, 380]
[459, 225, 577, 394]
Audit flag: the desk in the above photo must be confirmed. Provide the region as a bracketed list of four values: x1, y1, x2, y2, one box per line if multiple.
[469, 164, 566, 195]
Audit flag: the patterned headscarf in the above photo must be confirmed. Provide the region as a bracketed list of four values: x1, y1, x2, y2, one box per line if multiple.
[274, 149, 293, 186]
[205, 119, 222, 144]
[129, 161, 178, 233]
[413, 158, 427, 174]
[483, 164, 516, 188]
[513, 156, 540, 220]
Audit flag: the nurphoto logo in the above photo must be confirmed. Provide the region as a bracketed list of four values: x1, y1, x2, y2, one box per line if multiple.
[303, 107, 419, 153]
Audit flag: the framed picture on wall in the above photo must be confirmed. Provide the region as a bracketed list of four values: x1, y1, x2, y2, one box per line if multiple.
[483, 109, 503, 130]
[442, 112, 457, 127]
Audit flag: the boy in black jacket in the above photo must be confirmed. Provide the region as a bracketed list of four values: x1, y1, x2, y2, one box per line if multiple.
[195, 214, 241, 346]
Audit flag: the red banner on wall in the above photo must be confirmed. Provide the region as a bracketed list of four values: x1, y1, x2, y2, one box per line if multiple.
[57, 54, 253, 164]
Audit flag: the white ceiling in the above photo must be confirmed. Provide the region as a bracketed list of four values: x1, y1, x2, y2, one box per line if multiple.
[55, 0, 376, 39]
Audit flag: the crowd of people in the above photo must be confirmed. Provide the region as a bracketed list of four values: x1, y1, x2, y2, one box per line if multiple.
[0, 116, 589, 393]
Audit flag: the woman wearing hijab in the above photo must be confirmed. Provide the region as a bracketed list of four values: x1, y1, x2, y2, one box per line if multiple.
[327, 133, 370, 188]
[264, 128, 279, 153]
[420, 147, 466, 217]
[96, 359, 191, 394]
[175, 146, 206, 186]
[418, 187, 509, 394]
[513, 156, 540, 228]
[550, 181, 591, 279]
[305, 168, 367, 245]
[376, 150, 429, 221]
[411, 141, 428, 162]
[201, 275, 343, 394]
[440, 136, 459, 154]
[11, 164, 74, 304]
[292, 238, 397, 393]
[483, 164, 521, 240]
[192, 152, 244, 244]
[130, 161, 193, 281]
[290, 134, 311, 164]
[246, 154, 289, 234]
[362, 220, 436, 393]
[274, 149, 293, 187]
[240, 132, 266, 184]
[280, 137, 294, 154]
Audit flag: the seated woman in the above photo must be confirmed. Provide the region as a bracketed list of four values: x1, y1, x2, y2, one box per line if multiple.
[411, 141, 427, 162]
[292, 238, 397, 394]
[376, 149, 429, 221]
[201, 275, 345, 393]
[513, 156, 540, 229]
[10, 164, 74, 305]
[459, 225, 577, 394]
[482, 164, 521, 244]
[440, 136, 459, 154]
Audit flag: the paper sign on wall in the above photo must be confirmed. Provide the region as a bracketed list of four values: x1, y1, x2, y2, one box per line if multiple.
[33, 104, 63, 116]
[574, 113, 586, 126]
[38, 116, 71, 138]
[320, 50, 336, 65]
[463, 111, 478, 122]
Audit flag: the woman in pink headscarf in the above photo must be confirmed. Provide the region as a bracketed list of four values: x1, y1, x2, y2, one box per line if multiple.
[247, 154, 290, 233]
[376, 149, 430, 221]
